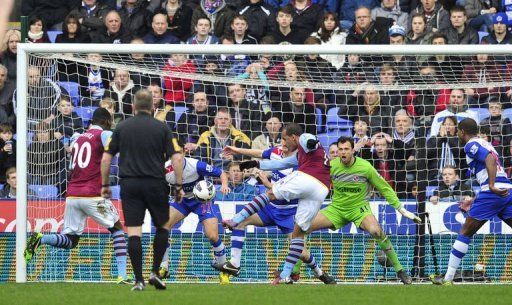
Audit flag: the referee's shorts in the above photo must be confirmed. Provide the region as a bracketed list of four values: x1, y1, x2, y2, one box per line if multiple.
[120, 177, 170, 227]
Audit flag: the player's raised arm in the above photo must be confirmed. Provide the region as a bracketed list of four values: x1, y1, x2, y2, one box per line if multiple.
[239, 154, 298, 171]
[485, 153, 510, 197]
[223, 145, 264, 159]
[368, 166, 421, 224]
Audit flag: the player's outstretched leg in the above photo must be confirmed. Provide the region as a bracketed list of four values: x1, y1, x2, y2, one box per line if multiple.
[203, 218, 227, 267]
[273, 236, 304, 285]
[375, 234, 411, 285]
[431, 234, 471, 286]
[223, 193, 272, 229]
[109, 227, 131, 284]
[217, 228, 244, 276]
[291, 259, 302, 282]
[24, 232, 43, 263]
[25, 232, 79, 262]
[301, 251, 336, 284]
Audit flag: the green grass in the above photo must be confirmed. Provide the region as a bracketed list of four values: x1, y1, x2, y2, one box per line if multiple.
[1, 283, 512, 305]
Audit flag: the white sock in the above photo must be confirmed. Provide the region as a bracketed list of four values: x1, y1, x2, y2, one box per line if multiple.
[444, 235, 470, 282]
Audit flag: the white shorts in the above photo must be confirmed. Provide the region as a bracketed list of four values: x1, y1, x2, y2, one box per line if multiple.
[272, 171, 329, 231]
[62, 197, 120, 235]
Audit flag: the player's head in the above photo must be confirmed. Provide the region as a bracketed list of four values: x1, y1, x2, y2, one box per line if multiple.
[134, 89, 154, 114]
[457, 118, 478, 143]
[281, 123, 303, 151]
[336, 136, 355, 165]
[91, 107, 113, 130]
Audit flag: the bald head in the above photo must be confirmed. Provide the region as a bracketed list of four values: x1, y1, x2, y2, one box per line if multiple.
[134, 89, 154, 113]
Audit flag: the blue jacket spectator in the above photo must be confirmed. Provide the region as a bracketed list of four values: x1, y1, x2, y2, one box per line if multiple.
[215, 162, 259, 201]
[265, 0, 339, 12]
[143, 13, 181, 44]
[238, 0, 277, 41]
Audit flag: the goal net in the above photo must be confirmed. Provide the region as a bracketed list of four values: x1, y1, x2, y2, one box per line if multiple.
[11, 43, 512, 283]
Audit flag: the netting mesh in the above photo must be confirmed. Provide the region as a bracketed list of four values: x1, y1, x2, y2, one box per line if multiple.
[15, 48, 512, 283]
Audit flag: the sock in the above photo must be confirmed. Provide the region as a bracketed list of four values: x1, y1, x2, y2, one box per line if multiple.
[292, 259, 302, 275]
[160, 241, 170, 270]
[128, 236, 143, 282]
[211, 238, 227, 265]
[445, 234, 470, 282]
[152, 228, 169, 274]
[280, 238, 304, 279]
[233, 193, 270, 224]
[304, 254, 323, 277]
[230, 229, 245, 268]
[376, 235, 403, 272]
[41, 234, 73, 249]
[111, 229, 127, 278]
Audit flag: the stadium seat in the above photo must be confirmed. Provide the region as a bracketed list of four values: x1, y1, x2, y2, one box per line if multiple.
[326, 107, 353, 132]
[0, 184, 3, 190]
[469, 107, 489, 123]
[174, 106, 187, 123]
[58, 81, 80, 106]
[110, 156, 119, 176]
[111, 185, 121, 200]
[503, 108, 512, 122]
[47, 31, 62, 43]
[478, 31, 489, 43]
[74, 106, 98, 126]
[317, 129, 351, 148]
[28, 185, 59, 199]
[426, 186, 437, 198]
[315, 108, 324, 134]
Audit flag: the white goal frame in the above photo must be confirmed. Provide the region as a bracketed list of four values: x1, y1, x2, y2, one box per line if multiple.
[16, 43, 512, 283]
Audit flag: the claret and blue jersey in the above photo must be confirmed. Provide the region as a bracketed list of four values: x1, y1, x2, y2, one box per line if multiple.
[261, 146, 298, 209]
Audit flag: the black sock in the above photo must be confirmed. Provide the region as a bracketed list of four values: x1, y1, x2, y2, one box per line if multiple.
[152, 228, 169, 274]
[128, 236, 143, 282]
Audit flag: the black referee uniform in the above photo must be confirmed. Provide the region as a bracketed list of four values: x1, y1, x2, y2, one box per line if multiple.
[105, 110, 181, 288]
[106, 112, 181, 227]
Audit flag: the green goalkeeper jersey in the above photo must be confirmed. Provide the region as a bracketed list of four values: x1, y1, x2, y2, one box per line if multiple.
[330, 157, 401, 211]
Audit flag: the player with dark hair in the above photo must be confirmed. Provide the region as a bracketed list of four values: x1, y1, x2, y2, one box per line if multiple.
[431, 118, 512, 285]
[222, 123, 331, 284]
[306, 136, 420, 285]
[24, 108, 132, 284]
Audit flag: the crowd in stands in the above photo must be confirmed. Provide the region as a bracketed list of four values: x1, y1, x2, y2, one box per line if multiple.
[1, 0, 512, 202]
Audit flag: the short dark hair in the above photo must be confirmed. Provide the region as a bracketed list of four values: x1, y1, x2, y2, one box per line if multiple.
[450, 5, 466, 16]
[430, 32, 448, 44]
[196, 16, 211, 26]
[337, 136, 354, 148]
[0, 123, 13, 133]
[134, 89, 153, 111]
[278, 5, 294, 16]
[282, 123, 303, 136]
[458, 118, 478, 135]
[91, 107, 112, 125]
[5, 167, 15, 179]
[232, 15, 248, 24]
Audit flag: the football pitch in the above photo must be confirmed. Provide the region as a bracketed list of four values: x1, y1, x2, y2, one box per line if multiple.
[1, 283, 512, 305]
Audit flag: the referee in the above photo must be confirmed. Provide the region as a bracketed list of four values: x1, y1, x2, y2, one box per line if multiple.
[101, 89, 184, 291]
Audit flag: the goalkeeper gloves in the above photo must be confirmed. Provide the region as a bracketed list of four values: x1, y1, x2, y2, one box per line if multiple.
[398, 206, 422, 224]
[239, 160, 259, 171]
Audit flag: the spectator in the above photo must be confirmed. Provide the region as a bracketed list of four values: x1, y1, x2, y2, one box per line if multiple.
[78, 53, 110, 107]
[143, 12, 181, 44]
[50, 95, 84, 140]
[149, 83, 174, 128]
[215, 161, 259, 201]
[159, 0, 193, 41]
[328, 142, 338, 160]
[289, 1, 324, 35]
[430, 88, 478, 137]
[338, 0, 380, 30]
[251, 115, 282, 150]
[162, 54, 196, 106]
[479, 100, 512, 168]
[56, 14, 92, 43]
[343, 83, 392, 135]
[27, 15, 50, 43]
[270, 5, 309, 44]
[103, 68, 140, 115]
[427, 32, 464, 82]
[218, 35, 252, 76]
[99, 97, 124, 128]
[391, 109, 417, 197]
[192, 58, 228, 106]
[463, 54, 502, 107]
[186, 17, 220, 71]
[310, 12, 347, 69]
[27, 121, 67, 196]
[346, 6, 393, 45]
[481, 13, 512, 45]
[177, 91, 216, 152]
[90, 10, 133, 43]
[191, 0, 236, 39]
[195, 108, 251, 170]
[376, 64, 406, 111]
[226, 83, 263, 139]
[406, 13, 432, 44]
[430, 165, 474, 204]
[464, 0, 499, 32]
[335, 54, 372, 87]
[362, 135, 398, 191]
[231, 15, 258, 44]
[372, 0, 409, 31]
[238, 0, 276, 41]
[274, 86, 317, 134]
[441, 5, 479, 44]
[353, 117, 372, 154]
[0, 29, 20, 81]
[69, 0, 110, 35]
[409, 0, 450, 33]
[128, 38, 154, 87]
[0, 64, 15, 127]
[427, 115, 467, 181]
[0, 124, 15, 184]
[22, 0, 73, 30]
[0, 167, 17, 198]
[118, 0, 152, 38]
[235, 63, 272, 118]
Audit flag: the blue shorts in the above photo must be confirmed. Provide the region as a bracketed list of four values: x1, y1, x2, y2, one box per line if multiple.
[170, 197, 216, 222]
[257, 204, 296, 234]
[468, 191, 512, 221]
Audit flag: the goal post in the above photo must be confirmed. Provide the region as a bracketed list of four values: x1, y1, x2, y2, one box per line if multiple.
[15, 43, 512, 283]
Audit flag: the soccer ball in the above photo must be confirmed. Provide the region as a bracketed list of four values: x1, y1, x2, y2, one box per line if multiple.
[193, 180, 216, 201]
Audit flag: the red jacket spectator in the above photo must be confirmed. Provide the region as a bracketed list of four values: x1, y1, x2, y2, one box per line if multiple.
[162, 55, 196, 105]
